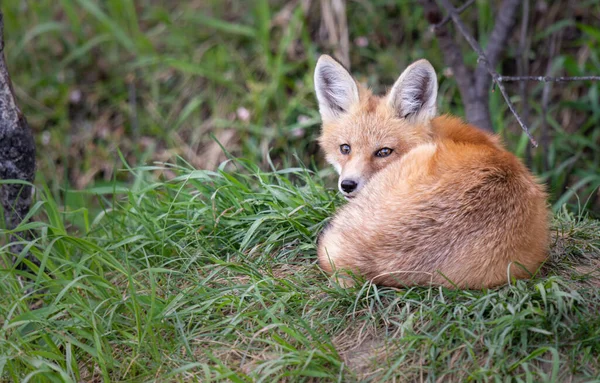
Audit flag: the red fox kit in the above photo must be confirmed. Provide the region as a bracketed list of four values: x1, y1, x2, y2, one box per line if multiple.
[314, 55, 549, 289]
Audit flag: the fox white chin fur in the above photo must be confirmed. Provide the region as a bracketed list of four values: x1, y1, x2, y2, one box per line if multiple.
[314, 54, 549, 289]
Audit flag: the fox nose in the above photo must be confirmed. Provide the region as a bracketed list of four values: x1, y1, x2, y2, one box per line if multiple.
[340, 180, 358, 193]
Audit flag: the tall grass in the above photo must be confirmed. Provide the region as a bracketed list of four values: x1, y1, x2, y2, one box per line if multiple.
[1, 160, 599, 381]
[1, 1, 599, 380]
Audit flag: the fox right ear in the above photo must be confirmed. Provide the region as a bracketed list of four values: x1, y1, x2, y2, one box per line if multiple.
[387, 59, 438, 123]
[314, 55, 359, 122]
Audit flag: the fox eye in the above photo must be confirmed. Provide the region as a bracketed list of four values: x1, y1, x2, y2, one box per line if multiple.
[340, 144, 351, 155]
[375, 148, 393, 158]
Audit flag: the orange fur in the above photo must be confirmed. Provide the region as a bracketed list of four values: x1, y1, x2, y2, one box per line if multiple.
[316, 59, 549, 289]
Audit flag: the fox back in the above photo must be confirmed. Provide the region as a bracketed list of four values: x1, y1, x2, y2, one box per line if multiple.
[314, 56, 549, 289]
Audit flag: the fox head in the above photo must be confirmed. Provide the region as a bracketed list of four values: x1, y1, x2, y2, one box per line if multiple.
[314, 55, 438, 198]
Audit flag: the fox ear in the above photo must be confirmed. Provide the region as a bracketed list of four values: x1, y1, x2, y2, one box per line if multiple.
[387, 59, 438, 123]
[314, 55, 359, 122]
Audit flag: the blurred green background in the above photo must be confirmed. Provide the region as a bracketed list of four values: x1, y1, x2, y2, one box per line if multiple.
[2, 0, 600, 214]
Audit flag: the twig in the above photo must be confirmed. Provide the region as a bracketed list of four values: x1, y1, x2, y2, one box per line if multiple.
[518, 0, 530, 164]
[494, 77, 538, 146]
[541, 32, 561, 171]
[438, 0, 538, 147]
[497, 75, 600, 82]
[476, 0, 522, 93]
[471, 0, 522, 131]
[420, 0, 476, 123]
[434, 0, 475, 29]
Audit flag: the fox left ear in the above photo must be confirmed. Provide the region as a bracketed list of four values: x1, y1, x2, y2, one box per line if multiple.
[314, 55, 360, 123]
[387, 59, 438, 123]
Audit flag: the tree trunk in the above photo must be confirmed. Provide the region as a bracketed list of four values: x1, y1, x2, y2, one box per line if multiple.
[0, 12, 36, 257]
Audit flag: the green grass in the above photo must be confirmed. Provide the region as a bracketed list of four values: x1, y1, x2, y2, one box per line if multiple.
[1, 160, 599, 382]
[1, 0, 600, 381]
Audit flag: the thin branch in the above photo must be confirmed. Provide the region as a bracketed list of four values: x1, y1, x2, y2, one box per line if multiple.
[438, 0, 538, 147]
[494, 77, 538, 147]
[541, 32, 561, 170]
[482, 0, 522, 67]
[518, 0, 530, 164]
[421, 0, 494, 131]
[475, 0, 522, 96]
[434, 0, 475, 29]
[420, 0, 475, 107]
[497, 75, 600, 82]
